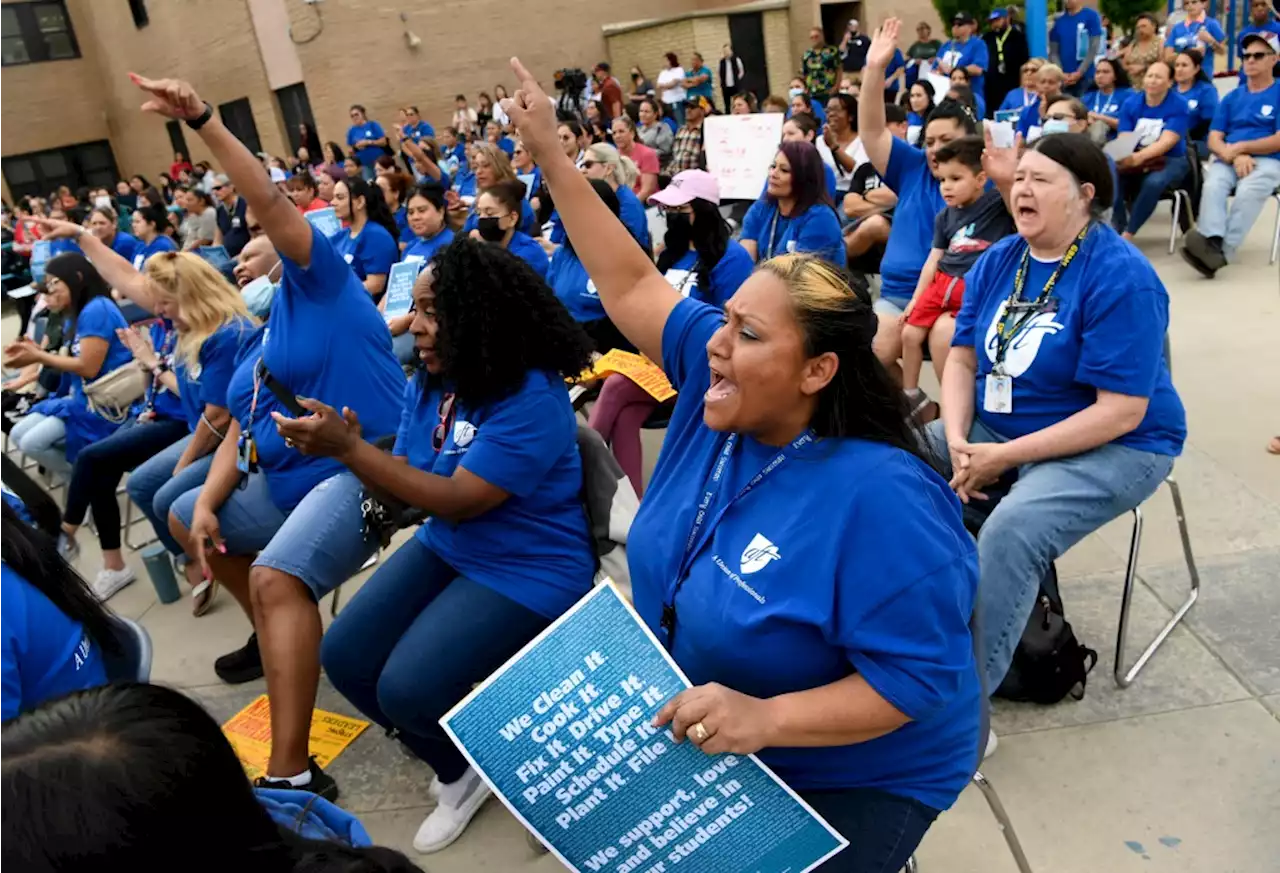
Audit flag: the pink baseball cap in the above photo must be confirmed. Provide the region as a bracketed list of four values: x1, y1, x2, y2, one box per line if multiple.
[648, 170, 721, 208]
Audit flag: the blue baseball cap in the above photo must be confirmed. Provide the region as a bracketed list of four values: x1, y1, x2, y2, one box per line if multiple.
[989, 8, 1008, 19]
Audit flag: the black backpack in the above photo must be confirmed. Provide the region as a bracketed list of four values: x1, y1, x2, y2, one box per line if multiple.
[960, 472, 1098, 705]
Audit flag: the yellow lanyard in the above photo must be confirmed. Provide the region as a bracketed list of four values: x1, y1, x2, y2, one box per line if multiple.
[993, 225, 1090, 373]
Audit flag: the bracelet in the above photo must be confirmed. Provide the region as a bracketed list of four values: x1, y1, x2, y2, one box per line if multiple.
[186, 101, 214, 131]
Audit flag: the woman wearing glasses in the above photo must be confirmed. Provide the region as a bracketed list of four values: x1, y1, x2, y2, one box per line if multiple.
[275, 239, 596, 855]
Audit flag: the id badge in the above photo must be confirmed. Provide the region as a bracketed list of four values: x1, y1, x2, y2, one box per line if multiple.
[984, 374, 1013, 414]
[236, 434, 253, 474]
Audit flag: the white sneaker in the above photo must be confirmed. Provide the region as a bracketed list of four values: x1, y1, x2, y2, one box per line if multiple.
[984, 728, 999, 760]
[413, 768, 490, 854]
[91, 566, 136, 601]
[427, 774, 441, 799]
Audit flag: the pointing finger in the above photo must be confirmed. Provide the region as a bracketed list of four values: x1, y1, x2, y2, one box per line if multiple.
[509, 56, 535, 86]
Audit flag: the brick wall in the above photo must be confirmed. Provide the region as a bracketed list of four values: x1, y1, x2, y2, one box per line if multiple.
[607, 20, 699, 100]
[763, 8, 795, 99]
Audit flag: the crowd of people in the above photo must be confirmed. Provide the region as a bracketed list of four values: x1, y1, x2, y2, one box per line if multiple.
[3, 5, 1279, 870]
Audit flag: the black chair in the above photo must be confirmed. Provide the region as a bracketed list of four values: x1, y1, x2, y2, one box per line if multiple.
[1158, 133, 1201, 254]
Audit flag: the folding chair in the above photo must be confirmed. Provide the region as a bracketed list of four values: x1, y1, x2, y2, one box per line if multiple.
[1160, 135, 1201, 255]
[1270, 187, 1279, 267]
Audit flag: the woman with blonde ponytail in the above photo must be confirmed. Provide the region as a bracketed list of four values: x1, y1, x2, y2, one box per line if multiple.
[35, 218, 256, 611]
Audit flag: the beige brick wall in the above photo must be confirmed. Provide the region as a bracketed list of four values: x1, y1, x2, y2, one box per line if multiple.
[763, 8, 795, 99]
[690, 17, 731, 108]
[607, 20, 698, 96]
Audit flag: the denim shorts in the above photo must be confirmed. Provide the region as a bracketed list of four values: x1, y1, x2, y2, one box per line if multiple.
[170, 469, 376, 600]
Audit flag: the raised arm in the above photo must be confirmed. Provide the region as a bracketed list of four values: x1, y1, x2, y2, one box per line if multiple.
[401, 137, 444, 182]
[35, 218, 157, 312]
[129, 74, 314, 267]
[858, 19, 903, 178]
[503, 58, 678, 364]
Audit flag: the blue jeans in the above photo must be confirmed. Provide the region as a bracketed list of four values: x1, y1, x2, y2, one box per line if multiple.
[1197, 156, 1280, 258]
[924, 418, 1174, 689]
[802, 788, 940, 873]
[10, 412, 69, 474]
[170, 469, 375, 599]
[1113, 155, 1190, 235]
[666, 101, 685, 127]
[321, 537, 550, 783]
[127, 434, 216, 556]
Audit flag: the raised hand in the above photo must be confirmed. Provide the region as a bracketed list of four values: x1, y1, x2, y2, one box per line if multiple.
[129, 72, 204, 121]
[867, 19, 902, 72]
[34, 217, 83, 240]
[501, 57, 561, 165]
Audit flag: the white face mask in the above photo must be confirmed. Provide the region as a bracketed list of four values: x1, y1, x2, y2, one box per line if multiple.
[239, 275, 276, 318]
[788, 87, 806, 99]
[94, 196, 112, 209]
[1042, 119, 1071, 135]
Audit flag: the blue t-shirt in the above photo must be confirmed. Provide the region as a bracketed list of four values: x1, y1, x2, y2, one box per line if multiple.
[953, 228, 1186, 456]
[2, 563, 107, 720]
[1177, 80, 1219, 136]
[107, 231, 142, 265]
[627, 298, 981, 809]
[394, 371, 595, 619]
[1239, 23, 1280, 80]
[393, 206, 416, 245]
[133, 234, 177, 270]
[506, 231, 550, 280]
[69, 297, 132, 404]
[226, 226, 406, 511]
[1084, 87, 1132, 140]
[1119, 90, 1190, 158]
[739, 199, 844, 265]
[663, 243, 754, 308]
[687, 65, 715, 100]
[402, 119, 435, 141]
[330, 222, 399, 282]
[1016, 99, 1046, 143]
[937, 37, 989, 95]
[177, 316, 255, 432]
[1050, 7, 1104, 77]
[998, 87, 1037, 114]
[1210, 81, 1280, 160]
[550, 186, 651, 251]
[143, 320, 186, 423]
[1164, 18, 1227, 76]
[547, 245, 604, 323]
[402, 227, 455, 263]
[454, 168, 477, 198]
[880, 138, 946, 305]
[346, 120, 387, 168]
[461, 200, 539, 237]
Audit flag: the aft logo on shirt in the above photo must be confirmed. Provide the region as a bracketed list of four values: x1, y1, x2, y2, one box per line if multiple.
[740, 533, 781, 574]
[982, 300, 1065, 378]
[1262, 105, 1274, 118]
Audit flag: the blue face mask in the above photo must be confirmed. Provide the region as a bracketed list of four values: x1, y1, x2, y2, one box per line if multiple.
[240, 274, 277, 318]
[1042, 119, 1071, 135]
[788, 87, 806, 99]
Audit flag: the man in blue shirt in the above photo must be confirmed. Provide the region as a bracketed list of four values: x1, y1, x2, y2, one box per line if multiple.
[935, 12, 990, 98]
[1049, 0, 1104, 96]
[1164, 0, 1228, 77]
[684, 52, 715, 103]
[212, 175, 249, 257]
[1182, 31, 1280, 278]
[345, 104, 389, 182]
[1239, 0, 1280, 81]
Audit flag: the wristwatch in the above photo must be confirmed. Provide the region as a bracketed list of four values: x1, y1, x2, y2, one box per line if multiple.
[152, 360, 171, 375]
[186, 101, 214, 131]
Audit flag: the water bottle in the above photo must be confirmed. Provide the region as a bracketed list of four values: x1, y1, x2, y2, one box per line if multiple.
[141, 544, 181, 604]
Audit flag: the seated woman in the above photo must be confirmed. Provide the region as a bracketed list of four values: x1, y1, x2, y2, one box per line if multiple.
[279, 241, 597, 853]
[2, 683, 424, 872]
[286, 172, 328, 214]
[39, 216, 257, 608]
[997, 58, 1044, 122]
[2, 500, 111, 720]
[933, 131, 1185, 692]
[131, 72, 406, 801]
[130, 202, 179, 269]
[1016, 63, 1066, 143]
[314, 165, 341, 205]
[330, 176, 400, 300]
[1173, 48, 1218, 153]
[376, 170, 416, 246]
[949, 67, 986, 119]
[471, 180, 548, 278]
[590, 170, 752, 496]
[509, 139, 542, 208]
[784, 112, 840, 200]
[504, 58, 980, 872]
[609, 116, 659, 202]
[5, 254, 132, 478]
[1113, 60, 1190, 239]
[399, 135, 451, 190]
[579, 143, 652, 250]
[819, 93, 865, 197]
[1044, 96, 1121, 224]
[1083, 58, 1133, 142]
[458, 144, 538, 236]
[636, 98, 675, 163]
[739, 141, 845, 265]
[85, 204, 141, 264]
[906, 80, 936, 146]
[388, 184, 457, 364]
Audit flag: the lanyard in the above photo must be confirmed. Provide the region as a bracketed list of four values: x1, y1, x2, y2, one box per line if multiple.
[995, 29, 1011, 63]
[144, 324, 177, 410]
[762, 206, 789, 260]
[669, 260, 699, 296]
[247, 357, 265, 435]
[659, 429, 815, 649]
[993, 225, 1090, 373]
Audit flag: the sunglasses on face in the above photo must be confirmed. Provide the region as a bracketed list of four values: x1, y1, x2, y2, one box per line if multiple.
[1241, 51, 1273, 61]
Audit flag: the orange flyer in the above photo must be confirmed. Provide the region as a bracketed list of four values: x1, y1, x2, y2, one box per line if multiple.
[589, 349, 677, 402]
[222, 695, 369, 781]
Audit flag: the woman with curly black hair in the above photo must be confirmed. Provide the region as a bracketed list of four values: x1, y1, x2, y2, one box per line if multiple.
[274, 238, 596, 855]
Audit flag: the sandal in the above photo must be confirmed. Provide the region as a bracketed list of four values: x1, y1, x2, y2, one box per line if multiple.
[1268, 437, 1280, 456]
[191, 579, 219, 617]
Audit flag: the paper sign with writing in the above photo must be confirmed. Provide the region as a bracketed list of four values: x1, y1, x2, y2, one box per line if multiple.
[383, 260, 421, 321]
[589, 350, 677, 403]
[306, 207, 342, 239]
[441, 583, 848, 873]
[703, 114, 785, 201]
[223, 695, 369, 781]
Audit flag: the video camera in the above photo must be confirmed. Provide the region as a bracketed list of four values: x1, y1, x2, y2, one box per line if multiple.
[553, 67, 589, 119]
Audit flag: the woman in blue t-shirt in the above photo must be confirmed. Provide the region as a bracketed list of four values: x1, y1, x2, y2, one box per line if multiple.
[458, 144, 539, 237]
[7, 253, 132, 476]
[276, 239, 596, 854]
[934, 132, 1185, 693]
[2, 500, 111, 721]
[906, 80, 936, 145]
[131, 71, 406, 802]
[949, 67, 986, 119]
[86, 205, 141, 264]
[375, 169, 416, 247]
[1173, 48, 1218, 152]
[470, 180, 548, 279]
[504, 55, 980, 873]
[1113, 60, 1191, 238]
[129, 202, 180, 270]
[330, 176, 400, 300]
[589, 170, 753, 497]
[1083, 58, 1132, 141]
[390, 184, 456, 365]
[739, 141, 844, 265]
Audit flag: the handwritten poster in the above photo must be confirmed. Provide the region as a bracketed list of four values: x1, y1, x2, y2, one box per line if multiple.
[222, 695, 369, 781]
[703, 114, 785, 201]
[441, 583, 848, 873]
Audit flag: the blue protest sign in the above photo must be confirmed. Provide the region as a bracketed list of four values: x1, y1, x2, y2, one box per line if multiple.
[441, 583, 848, 873]
[29, 240, 52, 283]
[195, 245, 232, 272]
[383, 260, 420, 321]
[306, 207, 342, 239]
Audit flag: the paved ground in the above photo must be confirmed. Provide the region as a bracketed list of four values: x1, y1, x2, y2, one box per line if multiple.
[5, 201, 1278, 872]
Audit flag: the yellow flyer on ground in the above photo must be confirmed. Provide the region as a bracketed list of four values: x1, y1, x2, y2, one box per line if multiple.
[592, 349, 677, 402]
[222, 694, 370, 781]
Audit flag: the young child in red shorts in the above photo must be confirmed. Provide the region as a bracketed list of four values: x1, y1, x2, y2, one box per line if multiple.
[900, 135, 1012, 413]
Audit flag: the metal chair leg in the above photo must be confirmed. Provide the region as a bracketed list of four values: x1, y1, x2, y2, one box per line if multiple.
[1269, 193, 1280, 266]
[1167, 193, 1181, 255]
[122, 489, 158, 551]
[972, 770, 1034, 873]
[1114, 476, 1201, 688]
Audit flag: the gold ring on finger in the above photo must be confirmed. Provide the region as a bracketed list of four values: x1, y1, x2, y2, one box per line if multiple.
[691, 722, 709, 743]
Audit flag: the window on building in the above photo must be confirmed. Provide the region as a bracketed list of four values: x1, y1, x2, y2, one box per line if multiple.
[128, 0, 149, 29]
[218, 98, 262, 157]
[275, 83, 317, 155]
[1, 140, 120, 200]
[1, 1, 80, 66]
[166, 120, 190, 162]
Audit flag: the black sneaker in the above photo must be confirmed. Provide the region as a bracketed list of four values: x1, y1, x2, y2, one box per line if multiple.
[214, 633, 264, 684]
[254, 756, 339, 801]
